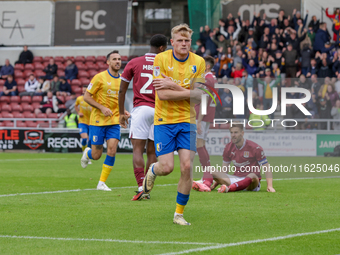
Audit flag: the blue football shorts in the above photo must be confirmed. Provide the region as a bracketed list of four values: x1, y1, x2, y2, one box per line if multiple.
[89, 125, 120, 145]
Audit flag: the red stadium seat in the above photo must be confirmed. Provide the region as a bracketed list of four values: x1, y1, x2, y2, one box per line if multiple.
[0, 113, 2, 118]
[0, 122, 4, 127]
[85, 56, 96, 63]
[4, 121, 14, 127]
[57, 96, 65, 103]
[72, 87, 82, 94]
[65, 56, 75, 62]
[23, 70, 34, 79]
[14, 70, 24, 79]
[13, 112, 24, 118]
[33, 56, 43, 63]
[86, 62, 98, 71]
[16, 121, 27, 128]
[57, 63, 65, 71]
[71, 79, 81, 86]
[11, 104, 23, 113]
[10, 96, 20, 103]
[32, 96, 42, 103]
[14, 64, 24, 71]
[16, 78, 25, 86]
[35, 70, 45, 78]
[121, 56, 128, 61]
[1, 104, 11, 113]
[0, 80, 5, 86]
[2, 112, 13, 118]
[32, 102, 41, 109]
[58, 104, 66, 109]
[75, 56, 85, 63]
[43, 56, 53, 62]
[24, 112, 35, 118]
[0, 96, 10, 104]
[54, 56, 64, 63]
[21, 96, 32, 103]
[65, 95, 74, 102]
[97, 62, 108, 70]
[34, 62, 45, 71]
[96, 56, 106, 62]
[57, 70, 64, 77]
[26, 121, 38, 127]
[17, 86, 25, 93]
[21, 104, 34, 113]
[48, 113, 59, 119]
[78, 71, 89, 79]
[75, 62, 87, 71]
[88, 70, 98, 78]
[219, 124, 230, 129]
[80, 78, 90, 86]
[24, 63, 34, 71]
[36, 113, 47, 118]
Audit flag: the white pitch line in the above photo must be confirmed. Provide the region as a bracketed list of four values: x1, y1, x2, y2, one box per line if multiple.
[0, 235, 223, 246]
[159, 228, 340, 255]
[0, 184, 177, 198]
[0, 158, 68, 162]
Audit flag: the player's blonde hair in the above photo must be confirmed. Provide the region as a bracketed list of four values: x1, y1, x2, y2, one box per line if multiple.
[171, 23, 193, 39]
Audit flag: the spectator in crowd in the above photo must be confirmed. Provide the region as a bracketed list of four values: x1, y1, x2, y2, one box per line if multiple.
[194, 39, 205, 57]
[50, 75, 60, 95]
[65, 93, 77, 109]
[308, 15, 320, 33]
[301, 44, 314, 76]
[314, 23, 330, 53]
[326, 8, 340, 42]
[294, 74, 310, 90]
[43, 58, 58, 80]
[306, 58, 319, 77]
[34, 76, 50, 96]
[0, 59, 14, 79]
[249, 105, 271, 131]
[318, 59, 332, 78]
[0, 75, 17, 97]
[20, 73, 39, 96]
[57, 76, 72, 97]
[283, 43, 298, 78]
[15, 45, 33, 65]
[218, 86, 233, 119]
[34, 91, 62, 116]
[326, 84, 340, 106]
[331, 99, 340, 130]
[333, 20, 340, 49]
[277, 9, 287, 29]
[231, 63, 245, 78]
[335, 73, 340, 94]
[64, 59, 78, 81]
[64, 108, 79, 129]
[311, 74, 322, 95]
[314, 96, 332, 130]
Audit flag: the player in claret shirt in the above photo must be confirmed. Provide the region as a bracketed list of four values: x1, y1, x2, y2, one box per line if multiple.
[212, 124, 276, 193]
[118, 34, 168, 200]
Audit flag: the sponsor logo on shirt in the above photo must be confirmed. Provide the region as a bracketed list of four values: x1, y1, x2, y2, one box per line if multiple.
[168, 66, 173, 71]
[88, 83, 93, 90]
[154, 66, 160, 77]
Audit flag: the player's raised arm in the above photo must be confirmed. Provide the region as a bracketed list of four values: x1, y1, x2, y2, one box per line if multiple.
[262, 162, 275, 192]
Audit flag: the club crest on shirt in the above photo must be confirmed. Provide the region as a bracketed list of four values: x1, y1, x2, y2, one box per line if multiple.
[189, 65, 197, 74]
[93, 135, 98, 142]
[244, 151, 249, 158]
[154, 66, 160, 77]
[156, 142, 162, 152]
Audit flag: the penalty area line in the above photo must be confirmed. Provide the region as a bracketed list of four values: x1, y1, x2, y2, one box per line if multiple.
[0, 235, 224, 246]
[159, 228, 340, 255]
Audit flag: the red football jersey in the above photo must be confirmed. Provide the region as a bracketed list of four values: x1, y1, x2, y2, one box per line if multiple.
[121, 53, 156, 108]
[195, 72, 217, 123]
[222, 139, 268, 178]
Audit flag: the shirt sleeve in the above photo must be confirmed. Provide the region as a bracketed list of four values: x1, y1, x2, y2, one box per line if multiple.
[153, 54, 164, 79]
[255, 145, 268, 165]
[75, 97, 80, 107]
[121, 60, 134, 82]
[87, 74, 101, 95]
[222, 145, 231, 163]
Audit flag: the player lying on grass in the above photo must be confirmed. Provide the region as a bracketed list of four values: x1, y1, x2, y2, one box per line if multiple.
[193, 124, 276, 193]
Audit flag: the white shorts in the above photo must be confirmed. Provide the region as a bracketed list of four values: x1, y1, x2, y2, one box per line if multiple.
[226, 174, 261, 192]
[197, 121, 210, 141]
[129, 105, 154, 141]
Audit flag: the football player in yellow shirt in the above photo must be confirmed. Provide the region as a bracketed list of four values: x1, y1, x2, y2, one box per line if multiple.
[137, 24, 205, 225]
[81, 50, 130, 191]
[75, 85, 92, 152]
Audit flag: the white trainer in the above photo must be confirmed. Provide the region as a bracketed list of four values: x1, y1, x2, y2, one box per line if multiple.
[97, 182, 111, 191]
[88, 160, 92, 165]
[81, 147, 90, 168]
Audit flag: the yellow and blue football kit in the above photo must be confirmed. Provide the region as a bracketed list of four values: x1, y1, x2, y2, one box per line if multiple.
[153, 50, 205, 157]
[75, 95, 92, 135]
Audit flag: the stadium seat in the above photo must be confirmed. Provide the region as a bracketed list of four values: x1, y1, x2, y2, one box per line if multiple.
[96, 56, 106, 62]
[14, 70, 24, 79]
[22, 104, 34, 113]
[128, 55, 138, 61]
[58, 104, 66, 109]
[57, 70, 64, 77]
[43, 56, 53, 62]
[71, 79, 81, 86]
[17, 86, 25, 94]
[24, 112, 35, 118]
[21, 96, 32, 104]
[121, 56, 128, 61]
[65, 95, 74, 102]
[65, 56, 75, 62]
[0, 80, 5, 86]
[57, 96, 65, 103]
[33, 56, 43, 63]
[85, 56, 96, 63]
[13, 112, 24, 118]
[34, 70, 45, 78]
[88, 70, 97, 78]
[48, 113, 59, 119]
[14, 64, 24, 71]
[75, 62, 87, 71]
[36, 113, 47, 118]
[75, 56, 85, 63]
[0, 113, 2, 118]
[26, 121, 37, 127]
[10, 96, 20, 103]
[0, 96, 10, 104]
[57, 63, 65, 71]
[11, 104, 23, 113]
[97, 62, 108, 70]
[2, 112, 13, 118]
[4, 121, 14, 127]
[54, 56, 64, 63]
[16, 121, 27, 128]
[78, 71, 89, 79]
[24, 63, 34, 71]
[24, 70, 34, 79]
[16, 78, 25, 86]
[72, 87, 82, 94]
[32, 102, 41, 109]
[86, 62, 98, 71]
[34, 62, 44, 71]
[80, 78, 90, 86]
[1, 104, 11, 113]
[32, 96, 43, 103]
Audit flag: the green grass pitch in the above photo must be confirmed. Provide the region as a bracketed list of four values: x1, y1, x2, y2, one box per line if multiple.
[0, 153, 339, 254]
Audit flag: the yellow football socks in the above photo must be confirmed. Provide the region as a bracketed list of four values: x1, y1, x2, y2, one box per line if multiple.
[82, 145, 87, 151]
[100, 164, 113, 182]
[175, 203, 185, 214]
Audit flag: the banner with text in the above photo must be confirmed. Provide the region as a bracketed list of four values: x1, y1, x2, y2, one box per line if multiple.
[54, 0, 128, 46]
[316, 134, 340, 156]
[205, 131, 317, 156]
[0, 129, 44, 150]
[0, 1, 52, 45]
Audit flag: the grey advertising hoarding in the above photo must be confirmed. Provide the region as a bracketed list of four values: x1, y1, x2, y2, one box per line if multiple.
[222, 0, 301, 21]
[54, 0, 128, 46]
